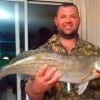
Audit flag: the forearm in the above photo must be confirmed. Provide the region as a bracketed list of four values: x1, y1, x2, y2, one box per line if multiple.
[25, 80, 45, 100]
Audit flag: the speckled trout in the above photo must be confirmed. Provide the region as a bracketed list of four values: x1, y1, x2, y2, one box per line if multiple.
[0, 49, 100, 95]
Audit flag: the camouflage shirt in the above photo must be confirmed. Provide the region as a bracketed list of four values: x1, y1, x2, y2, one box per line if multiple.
[40, 34, 100, 100]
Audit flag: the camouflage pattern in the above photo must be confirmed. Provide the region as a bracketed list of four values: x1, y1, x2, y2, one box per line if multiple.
[40, 34, 100, 100]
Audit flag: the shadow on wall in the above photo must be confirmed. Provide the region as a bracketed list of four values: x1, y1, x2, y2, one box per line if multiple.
[38, 27, 52, 45]
[29, 27, 54, 49]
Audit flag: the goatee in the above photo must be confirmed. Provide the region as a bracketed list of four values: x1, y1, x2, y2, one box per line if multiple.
[59, 31, 79, 39]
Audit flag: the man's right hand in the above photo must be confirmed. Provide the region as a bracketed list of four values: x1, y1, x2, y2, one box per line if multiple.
[25, 64, 62, 100]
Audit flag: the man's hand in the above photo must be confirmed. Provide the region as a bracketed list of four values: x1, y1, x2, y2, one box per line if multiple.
[25, 64, 62, 100]
[96, 70, 100, 76]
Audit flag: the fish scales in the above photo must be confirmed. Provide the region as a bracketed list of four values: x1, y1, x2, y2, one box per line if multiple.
[0, 49, 100, 95]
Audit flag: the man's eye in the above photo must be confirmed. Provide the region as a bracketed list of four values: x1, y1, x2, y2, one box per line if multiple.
[71, 16, 78, 18]
[60, 16, 66, 18]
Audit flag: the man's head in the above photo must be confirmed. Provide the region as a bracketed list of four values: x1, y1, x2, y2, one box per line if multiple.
[54, 3, 80, 39]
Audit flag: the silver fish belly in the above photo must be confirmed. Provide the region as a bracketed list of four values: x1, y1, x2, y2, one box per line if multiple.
[0, 49, 100, 95]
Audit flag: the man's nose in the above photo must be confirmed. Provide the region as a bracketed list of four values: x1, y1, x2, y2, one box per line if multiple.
[65, 17, 72, 23]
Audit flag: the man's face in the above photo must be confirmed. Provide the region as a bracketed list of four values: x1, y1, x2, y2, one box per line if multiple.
[55, 6, 80, 38]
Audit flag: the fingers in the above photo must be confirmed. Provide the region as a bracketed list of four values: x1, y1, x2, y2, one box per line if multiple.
[47, 72, 62, 85]
[25, 64, 62, 96]
[36, 64, 62, 83]
[36, 64, 48, 77]
[43, 67, 57, 81]
[96, 71, 100, 77]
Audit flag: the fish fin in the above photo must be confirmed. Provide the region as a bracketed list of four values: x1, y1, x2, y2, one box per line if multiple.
[81, 72, 97, 84]
[78, 81, 89, 95]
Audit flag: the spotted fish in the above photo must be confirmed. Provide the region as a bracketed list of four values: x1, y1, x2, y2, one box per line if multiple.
[0, 49, 100, 95]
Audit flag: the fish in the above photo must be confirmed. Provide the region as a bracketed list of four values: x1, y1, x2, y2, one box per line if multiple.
[0, 49, 100, 95]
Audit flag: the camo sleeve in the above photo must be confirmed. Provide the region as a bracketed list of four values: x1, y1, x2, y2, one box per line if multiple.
[38, 35, 100, 100]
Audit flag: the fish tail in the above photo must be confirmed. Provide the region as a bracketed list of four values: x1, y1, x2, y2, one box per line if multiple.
[0, 65, 10, 80]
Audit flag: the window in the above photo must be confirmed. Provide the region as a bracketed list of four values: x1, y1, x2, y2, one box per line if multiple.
[0, 1, 15, 66]
[28, 3, 58, 49]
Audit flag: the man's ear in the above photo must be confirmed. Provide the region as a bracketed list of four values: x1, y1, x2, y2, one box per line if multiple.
[78, 17, 81, 25]
[54, 17, 57, 26]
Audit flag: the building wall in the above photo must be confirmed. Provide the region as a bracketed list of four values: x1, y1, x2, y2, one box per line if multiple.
[73, 0, 100, 47]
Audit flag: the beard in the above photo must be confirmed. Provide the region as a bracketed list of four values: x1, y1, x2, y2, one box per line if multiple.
[58, 30, 79, 39]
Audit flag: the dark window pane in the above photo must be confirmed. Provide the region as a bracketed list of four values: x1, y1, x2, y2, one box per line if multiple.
[28, 3, 58, 49]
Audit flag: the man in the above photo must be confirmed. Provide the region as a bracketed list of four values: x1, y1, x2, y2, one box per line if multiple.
[25, 3, 100, 100]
